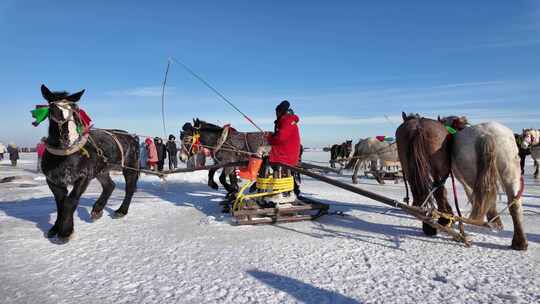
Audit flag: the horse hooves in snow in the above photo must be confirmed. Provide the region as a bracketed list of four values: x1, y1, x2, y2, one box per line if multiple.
[90, 210, 103, 221]
[112, 211, 127, 218]
[46, 226, 58, 238]
[208, 181, 219, 190]
[511, 239, 528, 251]
[422, 222, 438, 236]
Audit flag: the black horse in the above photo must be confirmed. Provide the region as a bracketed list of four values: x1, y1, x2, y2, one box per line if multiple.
[329, 140, 352, 168]
[180, 119, 268, 195]
[39, 85, 140, 242]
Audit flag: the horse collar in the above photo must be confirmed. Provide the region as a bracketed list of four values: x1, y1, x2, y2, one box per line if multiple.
[46, 133, 90, 156]
[214, 126, 231, 153]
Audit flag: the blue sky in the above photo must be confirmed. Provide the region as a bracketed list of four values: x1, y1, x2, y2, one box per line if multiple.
[1, 0, 539, 147]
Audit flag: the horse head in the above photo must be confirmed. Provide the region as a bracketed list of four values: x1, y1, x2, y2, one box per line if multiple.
[179, 122, 195, 162]
[40, 84, 85, 149]
[521, 128, 539, 149]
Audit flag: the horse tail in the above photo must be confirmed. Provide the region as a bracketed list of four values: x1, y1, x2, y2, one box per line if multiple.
[407, 124, 434, 205]
[470, 135, 498, 220]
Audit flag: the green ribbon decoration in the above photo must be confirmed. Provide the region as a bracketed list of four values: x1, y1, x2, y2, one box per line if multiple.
[31, 107, 49, 126]
[445, 125, 457, 135]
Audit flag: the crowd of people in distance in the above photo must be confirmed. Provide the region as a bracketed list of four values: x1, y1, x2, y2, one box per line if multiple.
[139, 135, 180, 171]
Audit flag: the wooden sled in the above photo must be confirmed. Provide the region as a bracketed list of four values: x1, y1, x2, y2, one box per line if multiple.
[231, 173, 328, 225]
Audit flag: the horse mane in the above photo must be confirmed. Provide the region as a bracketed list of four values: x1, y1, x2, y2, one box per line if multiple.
[402, 112, 422, 121]
[196, 120, 223, 131]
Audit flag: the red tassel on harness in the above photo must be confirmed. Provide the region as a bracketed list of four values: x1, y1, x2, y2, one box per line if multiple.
[78, 109, 92, 133]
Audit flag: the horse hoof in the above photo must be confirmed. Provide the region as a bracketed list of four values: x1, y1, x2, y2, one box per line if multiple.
[46, 227, 58, 238]
[113, 211, 127, 218]
[55, 231, 75, 243]
[511, 239, 528, 251]
[422, 223, 438, 236]
[209, 184, 219, 190]
[91, 210, 103, 221]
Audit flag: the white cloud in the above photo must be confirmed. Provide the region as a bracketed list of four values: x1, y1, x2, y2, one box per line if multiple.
[106, 86, 174, 97]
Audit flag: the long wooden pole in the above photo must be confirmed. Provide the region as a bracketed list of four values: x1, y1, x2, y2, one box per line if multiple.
[280, 163, 471, 246]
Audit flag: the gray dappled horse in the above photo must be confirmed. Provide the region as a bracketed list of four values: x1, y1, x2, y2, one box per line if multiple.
[345, 138, 399, 184]
[440, 116, 527, 250]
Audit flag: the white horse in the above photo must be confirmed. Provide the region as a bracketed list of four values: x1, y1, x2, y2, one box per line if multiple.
[346, 138, 400, 184]
[442, 117, 527, 250]
[521, 128, 540, 179]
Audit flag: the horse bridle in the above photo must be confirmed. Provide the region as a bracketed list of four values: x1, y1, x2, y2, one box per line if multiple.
[181, 128, 201, 157]
[47, 100, 86, 151]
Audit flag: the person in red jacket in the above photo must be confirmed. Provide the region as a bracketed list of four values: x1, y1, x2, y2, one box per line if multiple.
[267, 100, 301, 166]
[36, 137, 47, 173]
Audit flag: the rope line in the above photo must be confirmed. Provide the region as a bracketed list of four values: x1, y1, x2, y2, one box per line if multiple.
[169, 57, 264, 132]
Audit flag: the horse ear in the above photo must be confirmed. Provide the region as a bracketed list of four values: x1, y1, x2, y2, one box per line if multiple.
[401, 112, 407, 121]
[41, 84, 56, 103]
[67, 89, 85, 102]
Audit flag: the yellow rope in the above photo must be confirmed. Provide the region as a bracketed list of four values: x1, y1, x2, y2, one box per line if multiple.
[232, 176, 295, 212]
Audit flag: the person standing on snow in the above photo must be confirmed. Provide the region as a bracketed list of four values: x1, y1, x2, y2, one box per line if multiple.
[36, 137, 47, 173]
[7, 143, 19, 167]
[0, 142, 6, 161]
[146, 137, 158, 171]
[166, 134, 178, 170]
[154, 137, 167, 172]
[139, 140, 148, 169]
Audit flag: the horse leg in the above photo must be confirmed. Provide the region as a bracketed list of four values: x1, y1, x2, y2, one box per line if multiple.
[228, 170, 239, 193]
[219, 169, 236, 195]
[57, 177, 91, 240]
[500, 174, 527, 250]
[519, 153, 526, 175]
[46, 179, 68, 238]
[352, 160, 360, 184]
[90, 173, 116, 220]
[208, 168, 219, 190]
[114, 170, 139, 217]
[534, 159, 539, 179]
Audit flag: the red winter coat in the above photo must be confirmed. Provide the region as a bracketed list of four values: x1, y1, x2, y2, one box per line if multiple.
[36, 142, 46, 157]
[268, 113, 301, 166]
[145, 138, 158, 163]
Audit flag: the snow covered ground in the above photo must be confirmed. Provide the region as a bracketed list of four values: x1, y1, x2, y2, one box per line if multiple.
[1, 152, 539, 304]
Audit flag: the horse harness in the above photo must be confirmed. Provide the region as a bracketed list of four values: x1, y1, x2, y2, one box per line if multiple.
[45, 100, 126, 167]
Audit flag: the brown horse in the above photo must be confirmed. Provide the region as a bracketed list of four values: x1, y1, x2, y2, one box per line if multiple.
[396, 112, 454, 236]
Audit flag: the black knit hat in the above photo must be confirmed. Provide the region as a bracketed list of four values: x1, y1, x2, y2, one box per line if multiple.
[169, 134, 176, 140]
[276, 100, 290, 116]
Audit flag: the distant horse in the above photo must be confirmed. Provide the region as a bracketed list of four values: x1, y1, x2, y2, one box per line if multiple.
[180, 119, 268, 195]
[396, 112, 454, 236]
[345, 138, 399, 184]
[514, 133, 532, 175]
[39, 85, 139, 242]
[441, 116, 527, 250]
[521, 128, 540, 179]
[329, 140, 352, 168]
